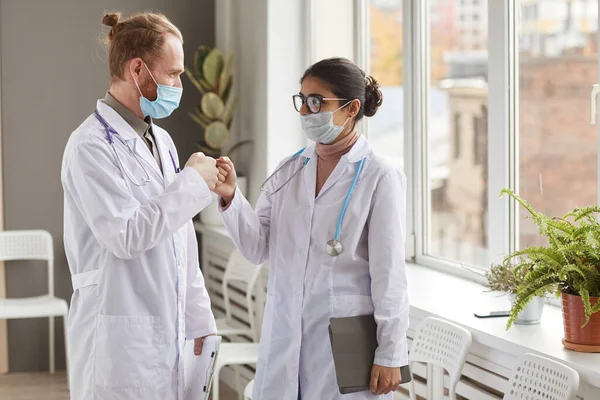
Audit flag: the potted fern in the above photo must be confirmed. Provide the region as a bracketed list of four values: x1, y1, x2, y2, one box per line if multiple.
[185, 45, 252, 225]
[501, 188, 600, 352]
[484, 260, 546, 325]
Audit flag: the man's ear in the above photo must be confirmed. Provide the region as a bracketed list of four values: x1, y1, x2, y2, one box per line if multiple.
[129, 58, 144, 81]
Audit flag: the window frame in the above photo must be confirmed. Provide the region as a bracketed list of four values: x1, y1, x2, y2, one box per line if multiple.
[325, 0, 599, 285]
[350, 0, 516, 282]
[408, 0, 514, 281]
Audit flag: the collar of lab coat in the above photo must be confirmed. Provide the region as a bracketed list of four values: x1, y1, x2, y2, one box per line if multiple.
[300, 134, 371, 201]
[299, 134, 371, 163]
[95, 100, 140, 143]
[95, 100, 165, 184]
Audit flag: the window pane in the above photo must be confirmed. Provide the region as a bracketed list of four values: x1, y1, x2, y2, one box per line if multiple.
[426, 0, 489, 266]
[518, 0, 598, 249]
[368, 0, 404, 171]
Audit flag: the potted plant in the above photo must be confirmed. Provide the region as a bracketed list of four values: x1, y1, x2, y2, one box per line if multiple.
[185, 45, 252, 225]
[484, 260, 546, 325]
[501, 188, 600, 352]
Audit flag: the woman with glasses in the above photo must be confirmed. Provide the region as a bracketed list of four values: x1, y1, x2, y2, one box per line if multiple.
[214, 58, 409, 400]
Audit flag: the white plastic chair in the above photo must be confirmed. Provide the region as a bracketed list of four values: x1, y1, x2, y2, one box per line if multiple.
[0, 230, 69, 375]
[503, 353, 580, 400]
[408, 316, 472, 400]
[213, 342, 260, 400]
[243, 379, 254, 399]
[213, 250, 265, 400]
[216, 250, 265, 342]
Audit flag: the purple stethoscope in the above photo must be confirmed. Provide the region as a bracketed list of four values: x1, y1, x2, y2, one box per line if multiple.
[94, 109, 180, 186]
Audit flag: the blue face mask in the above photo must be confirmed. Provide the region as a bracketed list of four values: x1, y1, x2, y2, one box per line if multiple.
[135, 63, 183, 119]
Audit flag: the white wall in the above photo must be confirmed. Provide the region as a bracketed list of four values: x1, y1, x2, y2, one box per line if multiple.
[216, 0, 311, 204]
[0, 0, 215, 372]
[314, 0, 356, 62]
[266, 0, 308, 185]
[216, 0, 268, 203]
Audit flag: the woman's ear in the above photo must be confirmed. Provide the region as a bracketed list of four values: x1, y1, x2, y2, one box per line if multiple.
[349, 99, 361, 118]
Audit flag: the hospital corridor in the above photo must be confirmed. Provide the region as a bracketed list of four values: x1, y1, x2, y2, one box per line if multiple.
[2, 0, 600, 399]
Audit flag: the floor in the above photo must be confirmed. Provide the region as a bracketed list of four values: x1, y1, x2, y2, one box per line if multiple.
[0, 372, 239, 400]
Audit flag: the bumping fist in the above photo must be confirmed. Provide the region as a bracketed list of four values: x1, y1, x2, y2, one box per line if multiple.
[214, 157, 238, 203]
[185, 152, 224, 190]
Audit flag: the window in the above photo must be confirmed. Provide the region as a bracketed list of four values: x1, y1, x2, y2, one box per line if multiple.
[368, 0, 404, 171]
[426, 0, 489, 267]
[454, 113, 462, 159]
[340, 0, 600, 276]
[518, 0, 599, 249]
[473, 106, 487, 166]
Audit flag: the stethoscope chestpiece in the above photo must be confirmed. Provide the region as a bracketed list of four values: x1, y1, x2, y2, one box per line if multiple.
[326, 240, 343, 257]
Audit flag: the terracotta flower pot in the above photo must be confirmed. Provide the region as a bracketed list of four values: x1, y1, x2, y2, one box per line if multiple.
[562, 292, 600, 352]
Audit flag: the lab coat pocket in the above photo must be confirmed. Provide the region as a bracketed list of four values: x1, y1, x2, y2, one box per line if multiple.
[94, 314, 162, 389]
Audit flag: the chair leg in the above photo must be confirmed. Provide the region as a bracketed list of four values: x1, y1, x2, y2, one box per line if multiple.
[49, 316, 55, 374]
[426, 364, 435, 400]
[234, 365, 242, 400]
[449, 386, 458, 400]
[212, 365, 222, 400]
[408, 380, 416, 400]
[63, 315, 69, 387]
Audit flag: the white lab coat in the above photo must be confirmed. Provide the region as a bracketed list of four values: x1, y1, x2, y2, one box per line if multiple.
[219, 136, 409, 400]
[61, 100, 217, 400]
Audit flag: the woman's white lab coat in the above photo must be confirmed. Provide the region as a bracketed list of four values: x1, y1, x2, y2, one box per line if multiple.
[219, 136, 409, 400]
[61, 100, 216, 400]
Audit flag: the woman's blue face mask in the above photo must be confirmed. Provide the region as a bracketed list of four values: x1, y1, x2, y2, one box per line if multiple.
[134, 62, 183, 119]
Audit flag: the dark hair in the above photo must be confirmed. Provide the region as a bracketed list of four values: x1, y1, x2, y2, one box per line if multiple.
[301, 57, 383, 125]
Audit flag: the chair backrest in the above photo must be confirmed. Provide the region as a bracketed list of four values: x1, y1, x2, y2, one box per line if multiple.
[409, 317, 472, 398]
[503, 353, 580, 400]
[0, 230, 54, 296]
[221, 249, 265, 340]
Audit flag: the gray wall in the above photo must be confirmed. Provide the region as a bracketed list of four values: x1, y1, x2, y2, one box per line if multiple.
[0, 0, 215, 372]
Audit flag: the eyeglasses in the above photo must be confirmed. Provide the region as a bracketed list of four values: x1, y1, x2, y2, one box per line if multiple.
[292, 94, 348, 114]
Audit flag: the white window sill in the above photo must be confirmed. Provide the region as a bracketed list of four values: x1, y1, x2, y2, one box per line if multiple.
[194, 222, 600, 385]
[405, 262, 600, 385]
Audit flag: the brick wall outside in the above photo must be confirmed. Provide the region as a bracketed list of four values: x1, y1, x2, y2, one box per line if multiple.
[439, 48, 599, 259]
[518, 53, 598, 247]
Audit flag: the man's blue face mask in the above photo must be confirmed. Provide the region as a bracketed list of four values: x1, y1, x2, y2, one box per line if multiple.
[134, 62, 183, 119]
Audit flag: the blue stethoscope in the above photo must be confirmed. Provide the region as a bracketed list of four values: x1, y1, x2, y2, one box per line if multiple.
[94, 109, 179, 187]
[260, 148, 365, 257]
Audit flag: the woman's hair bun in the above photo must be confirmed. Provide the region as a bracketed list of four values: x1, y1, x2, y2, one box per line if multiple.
[363, 75, 383, 118]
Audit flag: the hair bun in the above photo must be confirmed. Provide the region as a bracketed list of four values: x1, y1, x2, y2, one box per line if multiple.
[363, 75, 382, 118]
[102, 12, 121, 41]
[102, 12, 121, 28]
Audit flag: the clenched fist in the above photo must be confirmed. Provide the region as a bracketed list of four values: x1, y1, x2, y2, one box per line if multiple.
[214, 157, 237, 204]
[185, 152, 226, 190]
